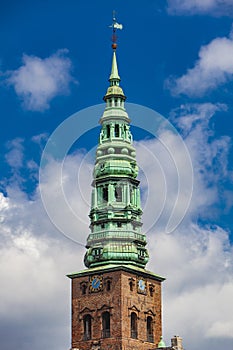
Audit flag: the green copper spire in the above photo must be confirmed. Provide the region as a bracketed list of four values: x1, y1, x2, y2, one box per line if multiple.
[109, 51, 120, 81]
[84, 19, 149, 269]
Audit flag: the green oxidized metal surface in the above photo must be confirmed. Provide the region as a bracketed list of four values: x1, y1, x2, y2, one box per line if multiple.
[84, 50, 149, 268]
[157, 336, 167, 348]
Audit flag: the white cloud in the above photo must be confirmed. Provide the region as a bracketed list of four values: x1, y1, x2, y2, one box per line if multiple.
[141, 103, 233, 348]
[0, 103, 232, 350]
[149, 224, 233, 346]
[3, 137, 41, 188]
[7, 49, 74, 111]
[31, 132, 49, 146]
[167, 32, 233, 97]
[170, 104, 231, 218]
[207, 320, 233, 338]
[5, 138, 24, 169]
[0, 186, 85, 350]
[137, 103, 231, 231]
[167, 0, 233, 16]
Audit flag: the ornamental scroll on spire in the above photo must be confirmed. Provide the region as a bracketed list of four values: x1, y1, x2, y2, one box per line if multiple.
[84, 14, 149, 269]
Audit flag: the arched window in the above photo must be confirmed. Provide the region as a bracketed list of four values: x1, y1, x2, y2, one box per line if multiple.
[83, 314, 92, 340]
[102, 311, 110, 338]
[130, 312, 138, 339]
[147, 316, 154, 343]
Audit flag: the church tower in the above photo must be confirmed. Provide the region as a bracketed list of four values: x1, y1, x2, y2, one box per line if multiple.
[68, 16, 165, 350]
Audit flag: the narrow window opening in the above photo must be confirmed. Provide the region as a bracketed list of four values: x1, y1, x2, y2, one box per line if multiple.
[115, 124, 120, 137]
[102, 311, 110, 338]
[106, 125, 110, 138]
[106, 280, 111, 291]
[115, 186, 122, 202]
[129, 281, 134, 291]
[103, 186, 108, 202]
[83, 314, 92, 340]
[117, 222, 122, 228]
[131, 312, 138, 339]
[114, 98, 118, 106]
[147, 316, 154, 343]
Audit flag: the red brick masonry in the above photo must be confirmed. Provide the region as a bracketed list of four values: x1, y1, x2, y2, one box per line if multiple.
[69, 265, 164, 350]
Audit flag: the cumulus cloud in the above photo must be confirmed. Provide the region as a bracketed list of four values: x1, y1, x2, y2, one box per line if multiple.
[7, 49, 74, 111]
[39, 150, 93, 243]
[141, 103, 233, 347]
[0, 136, 93, 349]
[170, 103, 231, 219]
[0, 186, 85, 350]
[0, 103, 233, 350]
[137, 103, 231, 231]
[151, 223, 233, 346]
[167, 0, 233, 16]
[167, 31, 233, 97]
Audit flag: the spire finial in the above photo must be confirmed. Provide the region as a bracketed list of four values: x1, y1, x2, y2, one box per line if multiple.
[109, 10, 123, 50]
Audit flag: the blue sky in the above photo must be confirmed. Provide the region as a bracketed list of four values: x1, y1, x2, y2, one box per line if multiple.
[1, 1, 233, 350]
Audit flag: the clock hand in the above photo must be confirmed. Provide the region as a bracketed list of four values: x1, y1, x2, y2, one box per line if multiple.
[93, 279, 100, 287]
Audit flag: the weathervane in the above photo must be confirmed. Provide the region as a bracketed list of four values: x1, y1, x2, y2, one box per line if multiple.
[109, 10, 123, 50]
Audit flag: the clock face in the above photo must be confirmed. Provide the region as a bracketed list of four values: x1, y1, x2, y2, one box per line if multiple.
[137, 277, 147, 294]
[89, 275, 103, 292]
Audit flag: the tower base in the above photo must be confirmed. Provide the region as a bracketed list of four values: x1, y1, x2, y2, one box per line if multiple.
[67, 264, 165, 350]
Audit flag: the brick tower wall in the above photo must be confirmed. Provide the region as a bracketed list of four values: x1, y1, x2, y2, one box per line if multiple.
[70, 267, 162, 350]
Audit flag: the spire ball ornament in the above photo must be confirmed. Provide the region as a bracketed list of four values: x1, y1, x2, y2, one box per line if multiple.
[112, 42, 117, 50]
